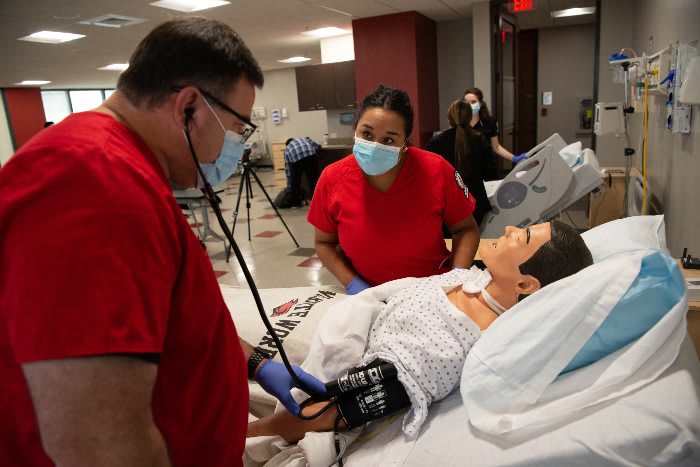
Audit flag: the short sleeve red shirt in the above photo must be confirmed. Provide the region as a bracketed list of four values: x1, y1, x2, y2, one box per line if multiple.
[307, 147, 476, 286]
[0, 112, 248, 466]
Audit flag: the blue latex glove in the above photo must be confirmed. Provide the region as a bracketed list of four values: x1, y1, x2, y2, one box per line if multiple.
[512, 153, 528, 164]
[346, 275, 370, 295]
[254, 360, 327, 416]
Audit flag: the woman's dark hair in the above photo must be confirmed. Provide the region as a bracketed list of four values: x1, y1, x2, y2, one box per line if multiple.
[117, 17, 264, 108]
[519, 220, 593, 294]
[463, 87, 492, 122]
[357, 85, 414, 139]
[447, 99, 482, 177]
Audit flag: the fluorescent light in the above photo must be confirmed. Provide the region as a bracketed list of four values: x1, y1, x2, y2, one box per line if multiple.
[99, 63, 129, 71]
[302, 27, 349, 38]
[551, 7, 596, 18]
[278, 56, 311, 64]
[18, 31, 85, 44]
[149, 0, 230, 12]
[15, 80, 51, 85]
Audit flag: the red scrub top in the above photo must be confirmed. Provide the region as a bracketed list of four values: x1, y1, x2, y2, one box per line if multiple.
[308, 146, 476, 286]
[0, 112, 248, 466]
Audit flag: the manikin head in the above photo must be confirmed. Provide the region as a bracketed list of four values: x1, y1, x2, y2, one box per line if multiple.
[479, 220, 593, 301]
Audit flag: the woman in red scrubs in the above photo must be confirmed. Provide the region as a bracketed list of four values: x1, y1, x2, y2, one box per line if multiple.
[307, 85, 481, 294]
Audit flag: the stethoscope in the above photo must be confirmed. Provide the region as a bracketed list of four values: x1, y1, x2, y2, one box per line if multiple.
[182, 110, 324, 402]
[185, 112, 369, 465]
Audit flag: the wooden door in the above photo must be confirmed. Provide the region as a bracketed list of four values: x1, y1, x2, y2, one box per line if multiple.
[517, 29, 537, 153]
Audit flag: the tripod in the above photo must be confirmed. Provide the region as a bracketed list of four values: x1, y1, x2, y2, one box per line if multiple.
[225, 154, 299, 262]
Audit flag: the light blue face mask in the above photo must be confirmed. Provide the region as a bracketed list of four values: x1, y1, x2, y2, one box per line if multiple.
[470, 102, 481, 114]
[352, 136, 404, 176]
[199, 98, 246, 187]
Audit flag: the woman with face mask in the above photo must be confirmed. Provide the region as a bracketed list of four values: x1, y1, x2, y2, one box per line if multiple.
[307, 85, 481, 295]
[463, 87, 527, 166]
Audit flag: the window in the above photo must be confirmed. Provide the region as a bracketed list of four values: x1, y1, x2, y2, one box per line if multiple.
[69, 90, 104, 113]
[41, 91, 71, 123]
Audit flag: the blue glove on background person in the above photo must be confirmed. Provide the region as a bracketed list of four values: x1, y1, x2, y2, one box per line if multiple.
[512, 153, 528, 164]
[254, 360, 327, 416]
[346, 275, 371, 295]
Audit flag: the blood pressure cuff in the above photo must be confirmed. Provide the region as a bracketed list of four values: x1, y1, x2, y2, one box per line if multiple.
[335, 360, 411, 429]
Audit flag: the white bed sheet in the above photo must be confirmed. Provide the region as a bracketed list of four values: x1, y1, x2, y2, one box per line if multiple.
[343, 336, 700, 466]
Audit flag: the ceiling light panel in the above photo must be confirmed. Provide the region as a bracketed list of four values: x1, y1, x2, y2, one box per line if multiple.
[18, 31, 85, 44]
[302, 27, 349, 38]
[99, 63, 129, 71]
[551, 7, 596, 18]
[15, 80, 51, 85]
[278, 56, 311, 63]
[150, 0, 230, 12]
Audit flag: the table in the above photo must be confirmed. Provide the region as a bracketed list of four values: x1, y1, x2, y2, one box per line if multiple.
[173, 188, 225, 243]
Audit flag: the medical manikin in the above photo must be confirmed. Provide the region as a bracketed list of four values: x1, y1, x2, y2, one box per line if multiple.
[247, 220, 593, 443]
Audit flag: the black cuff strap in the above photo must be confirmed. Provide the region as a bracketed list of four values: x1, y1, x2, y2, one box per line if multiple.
[247, 347, 271, 380]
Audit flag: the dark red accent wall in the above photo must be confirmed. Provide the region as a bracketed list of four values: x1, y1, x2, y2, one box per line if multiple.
[2, 88, 46, 150]
[352, 11, 439, 148]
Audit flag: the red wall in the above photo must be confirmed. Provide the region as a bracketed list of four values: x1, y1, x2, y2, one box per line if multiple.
[352, 11, 439, 147]
[2, 88, 46, 150]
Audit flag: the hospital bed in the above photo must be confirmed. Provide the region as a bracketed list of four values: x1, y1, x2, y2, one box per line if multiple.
[234, 216, 700, 466]
[480, 133, 605, 238]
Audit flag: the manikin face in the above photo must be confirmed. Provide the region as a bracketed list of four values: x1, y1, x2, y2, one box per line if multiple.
[479, 223, 552, 280]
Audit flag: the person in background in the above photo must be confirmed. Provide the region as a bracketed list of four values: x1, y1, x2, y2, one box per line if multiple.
[426, 99, 497, 225]
[463, 87, 528, 166]
[279, 136, 321, 208]
[308, 85, 480, 296]
[0, 17, 324, 467]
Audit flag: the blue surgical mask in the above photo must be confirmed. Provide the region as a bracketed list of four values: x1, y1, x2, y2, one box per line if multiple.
[199, 98, 246, 187]
[470, 102, 481, 114]
[352, 136, 403, 176]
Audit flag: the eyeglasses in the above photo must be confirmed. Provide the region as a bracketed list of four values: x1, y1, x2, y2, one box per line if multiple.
[174, 86, 257, 143]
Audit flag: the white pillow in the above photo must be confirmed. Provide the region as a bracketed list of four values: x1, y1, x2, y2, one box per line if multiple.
[461, 248, 687, 434]
[581, 214, 667, 262]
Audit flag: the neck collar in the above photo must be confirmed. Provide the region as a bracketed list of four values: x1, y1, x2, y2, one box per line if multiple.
[480, 287, 506, 316]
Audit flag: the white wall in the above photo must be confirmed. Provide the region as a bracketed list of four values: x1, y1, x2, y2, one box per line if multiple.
[0, 93, 14, 166]
[595, 0, 635, 167]
[537, 24, 596, 146]
[472, 1, 492, 110]
[627, 0, 700, 256]
[436, 18, 474, 130]
[252, 68, 328, 150]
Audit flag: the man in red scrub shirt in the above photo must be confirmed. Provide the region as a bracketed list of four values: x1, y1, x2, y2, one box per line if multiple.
[0, 18, 323, 466]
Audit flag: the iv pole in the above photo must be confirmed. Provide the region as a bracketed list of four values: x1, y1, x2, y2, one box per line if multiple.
[620, 61, 636, 217]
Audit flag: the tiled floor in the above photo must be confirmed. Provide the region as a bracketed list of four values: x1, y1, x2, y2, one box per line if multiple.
[188, 165, 339, 290]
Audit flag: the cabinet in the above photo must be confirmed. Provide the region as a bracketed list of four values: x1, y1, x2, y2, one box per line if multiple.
[271, 142, 287, 187]
[295, 61, 357, 111]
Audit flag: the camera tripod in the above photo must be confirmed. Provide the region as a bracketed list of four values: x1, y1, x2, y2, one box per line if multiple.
[225, 154, 299, 262]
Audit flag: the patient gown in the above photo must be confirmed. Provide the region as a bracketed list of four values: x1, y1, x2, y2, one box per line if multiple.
[362, 268, 488, 435]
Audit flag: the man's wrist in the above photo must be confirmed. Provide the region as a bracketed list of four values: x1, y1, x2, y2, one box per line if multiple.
[247, 348, 271, 380]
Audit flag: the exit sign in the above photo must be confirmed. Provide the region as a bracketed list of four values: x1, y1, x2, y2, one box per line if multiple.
[513, 0, 533, 12]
